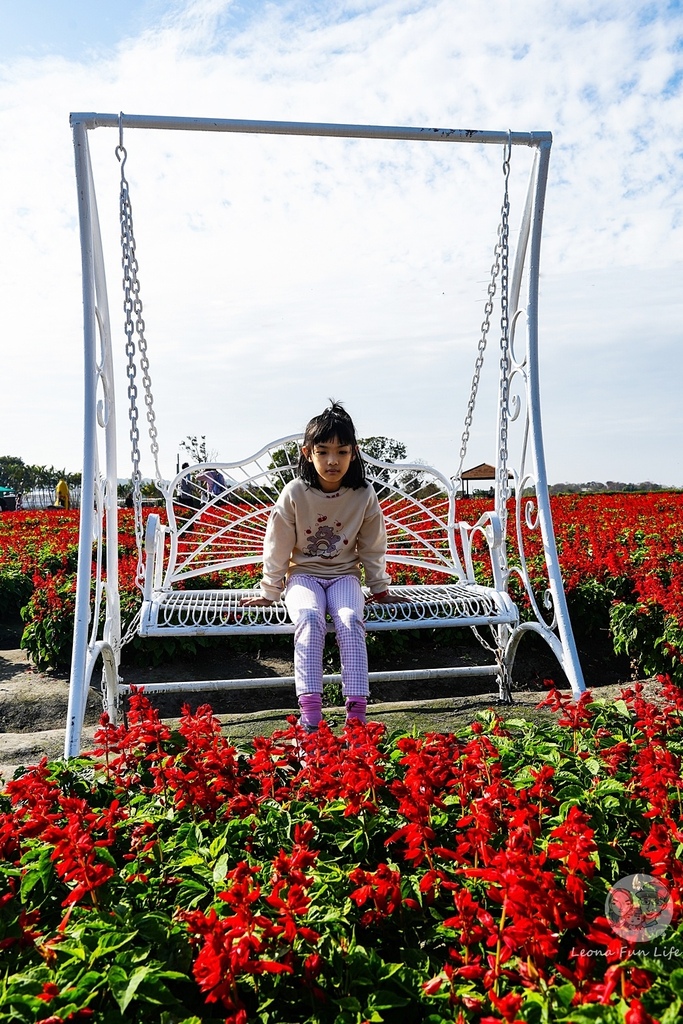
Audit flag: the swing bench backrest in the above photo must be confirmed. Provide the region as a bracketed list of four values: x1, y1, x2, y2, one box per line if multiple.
[140, 436, 515, 636]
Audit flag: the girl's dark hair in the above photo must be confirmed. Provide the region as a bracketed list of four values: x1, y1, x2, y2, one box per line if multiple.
[298, 400, 367, 489]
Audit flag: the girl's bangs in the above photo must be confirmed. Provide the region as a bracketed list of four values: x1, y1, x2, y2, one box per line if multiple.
[310, 423, 356, 447]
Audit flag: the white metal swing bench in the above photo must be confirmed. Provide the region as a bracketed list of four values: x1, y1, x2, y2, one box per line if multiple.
[141, 441, 515, 639]
[66, 113, 585, 758]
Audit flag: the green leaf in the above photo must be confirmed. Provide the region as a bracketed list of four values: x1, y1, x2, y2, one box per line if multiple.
[661, 1000, 683, 1024]
[174, 878, 210, 908]
[368, 989, 411, 1009]
[555, 1004, 623, 1023]
[92, 929, 138, 961]
[377, 962, 405, 981]
[612, 699, 631, 716]
[591, 779, 626, 796]
[335, 831, 358, 852]
[335, 996, 362, 1012]
[108, 964, 152, 1013]
[554, 982, 576, 1008]
[213, 852, 230, 883]
[54, 940, 88, 962]
[19, 866, 46, 901]
[135, 970, 186, 1007]
[176, 850, 206, 867]
[353, 831, 369, 856]
[670, 969, 683, 998]
[19, 847, 53, 900]
[519, 996, 543, 1023]
[209, 835, 226, 858]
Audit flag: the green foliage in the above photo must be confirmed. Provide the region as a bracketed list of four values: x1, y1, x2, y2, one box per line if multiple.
[566, 576, 633, 639]
[19, 574, 77, 670]
[322, 676, 343, 707]
[610, 601, 683, 684]
[0, 567, 33, 621]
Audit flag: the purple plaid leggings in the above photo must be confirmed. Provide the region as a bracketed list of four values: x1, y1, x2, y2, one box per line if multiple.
[284, 574, 368, 697]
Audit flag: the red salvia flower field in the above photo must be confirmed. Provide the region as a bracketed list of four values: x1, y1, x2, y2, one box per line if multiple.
[2, 492, 682, 678]
[0, 686, 682, 1021]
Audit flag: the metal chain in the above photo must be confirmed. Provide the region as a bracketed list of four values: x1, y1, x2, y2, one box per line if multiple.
[454, 139, 512, 489]
[112, 607, 142, 654]
[118, 146, 145, 591]
[497, 135, 512, 513]
[117, 114, 163, 593]
[471, 625, 512, 702]
[472, 625, 497, 654]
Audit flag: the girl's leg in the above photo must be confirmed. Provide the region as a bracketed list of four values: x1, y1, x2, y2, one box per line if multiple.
[326, 576, 368, 721]
[284, 576, 327, 727]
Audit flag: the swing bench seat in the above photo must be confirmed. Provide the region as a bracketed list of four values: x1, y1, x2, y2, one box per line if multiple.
[140, 582, 517, 635]
[138, 437, 519, 640]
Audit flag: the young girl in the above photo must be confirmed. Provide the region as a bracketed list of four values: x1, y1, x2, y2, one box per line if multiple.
[245, 402, 393, 730]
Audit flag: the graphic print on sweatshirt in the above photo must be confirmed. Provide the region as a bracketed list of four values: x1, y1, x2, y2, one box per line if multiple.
[303, 515, 349, 560]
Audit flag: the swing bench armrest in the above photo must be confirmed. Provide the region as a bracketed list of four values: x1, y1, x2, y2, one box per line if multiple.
[458, 510, 506, 590]
[143, 514, 166, 601]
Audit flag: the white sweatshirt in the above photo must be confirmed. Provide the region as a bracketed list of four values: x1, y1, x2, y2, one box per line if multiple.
[259, 478, 391, 601]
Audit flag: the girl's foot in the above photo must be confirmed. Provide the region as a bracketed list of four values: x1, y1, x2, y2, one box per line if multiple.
[298, 720, 320, 734]
[298, 692, 323, 730]
[345, 697, 367, 724]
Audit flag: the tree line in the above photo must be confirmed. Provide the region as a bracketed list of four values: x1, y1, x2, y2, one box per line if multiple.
[0, 456, 80, 498]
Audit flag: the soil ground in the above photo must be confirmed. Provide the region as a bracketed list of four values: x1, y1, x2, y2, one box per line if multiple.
[0, 618, 655, 782]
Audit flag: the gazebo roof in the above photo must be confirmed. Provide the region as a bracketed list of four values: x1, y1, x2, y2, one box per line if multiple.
[461, 462, 497, 481]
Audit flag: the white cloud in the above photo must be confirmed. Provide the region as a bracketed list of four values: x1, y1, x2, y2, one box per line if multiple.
[0, 0, 681, 485]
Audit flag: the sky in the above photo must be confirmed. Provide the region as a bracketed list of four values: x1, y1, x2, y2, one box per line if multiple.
[0, 0, 682, 488]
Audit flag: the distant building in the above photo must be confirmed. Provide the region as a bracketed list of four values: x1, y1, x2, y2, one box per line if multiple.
[460, 463, 511, 497]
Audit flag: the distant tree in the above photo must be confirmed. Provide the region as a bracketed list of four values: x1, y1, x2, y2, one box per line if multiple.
[118, 478, 163, 500]
[0, 457, 81, 506]
[549, 480, 674, 495]
[0, 456, 34, 497]
[179, 435, 218, 464]
[357, 437, 407, 487]
[267, 441, 300, 491]
[358, 437, 407, 463]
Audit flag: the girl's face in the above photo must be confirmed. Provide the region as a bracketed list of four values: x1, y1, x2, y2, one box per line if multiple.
[302, 436, 355, 492]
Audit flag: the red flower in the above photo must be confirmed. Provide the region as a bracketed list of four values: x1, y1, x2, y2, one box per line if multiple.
[349, 863, 403, 925]
[488, 989, 524, 1022]
[625, 998, 661, 1024]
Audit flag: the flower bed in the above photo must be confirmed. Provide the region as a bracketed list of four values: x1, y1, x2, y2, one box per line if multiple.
[1, 493, 682, 679]
[1, 682, 682, 1022]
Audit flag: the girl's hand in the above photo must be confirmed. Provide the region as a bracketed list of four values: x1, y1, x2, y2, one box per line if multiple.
[242, 596, 276, 607]
[366, 590, 394, 604]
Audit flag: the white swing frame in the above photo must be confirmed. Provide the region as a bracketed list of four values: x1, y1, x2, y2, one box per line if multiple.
[66, 113, 585, 757]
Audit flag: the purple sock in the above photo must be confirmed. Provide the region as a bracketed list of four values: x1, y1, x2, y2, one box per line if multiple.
[299, 693, 323, 728]
[345, 697, 367, 724]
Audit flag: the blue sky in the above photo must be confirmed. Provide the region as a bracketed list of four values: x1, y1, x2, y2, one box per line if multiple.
[0, 1, 157, 60]
[0, 0, 681, 486]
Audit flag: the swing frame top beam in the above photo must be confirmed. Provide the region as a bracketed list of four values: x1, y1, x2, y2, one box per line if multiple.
[70, 112, 551, 148]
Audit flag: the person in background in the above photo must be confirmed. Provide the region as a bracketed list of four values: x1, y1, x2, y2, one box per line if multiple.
[201, 467, 226, 496]
[55, 479, 70, 509]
